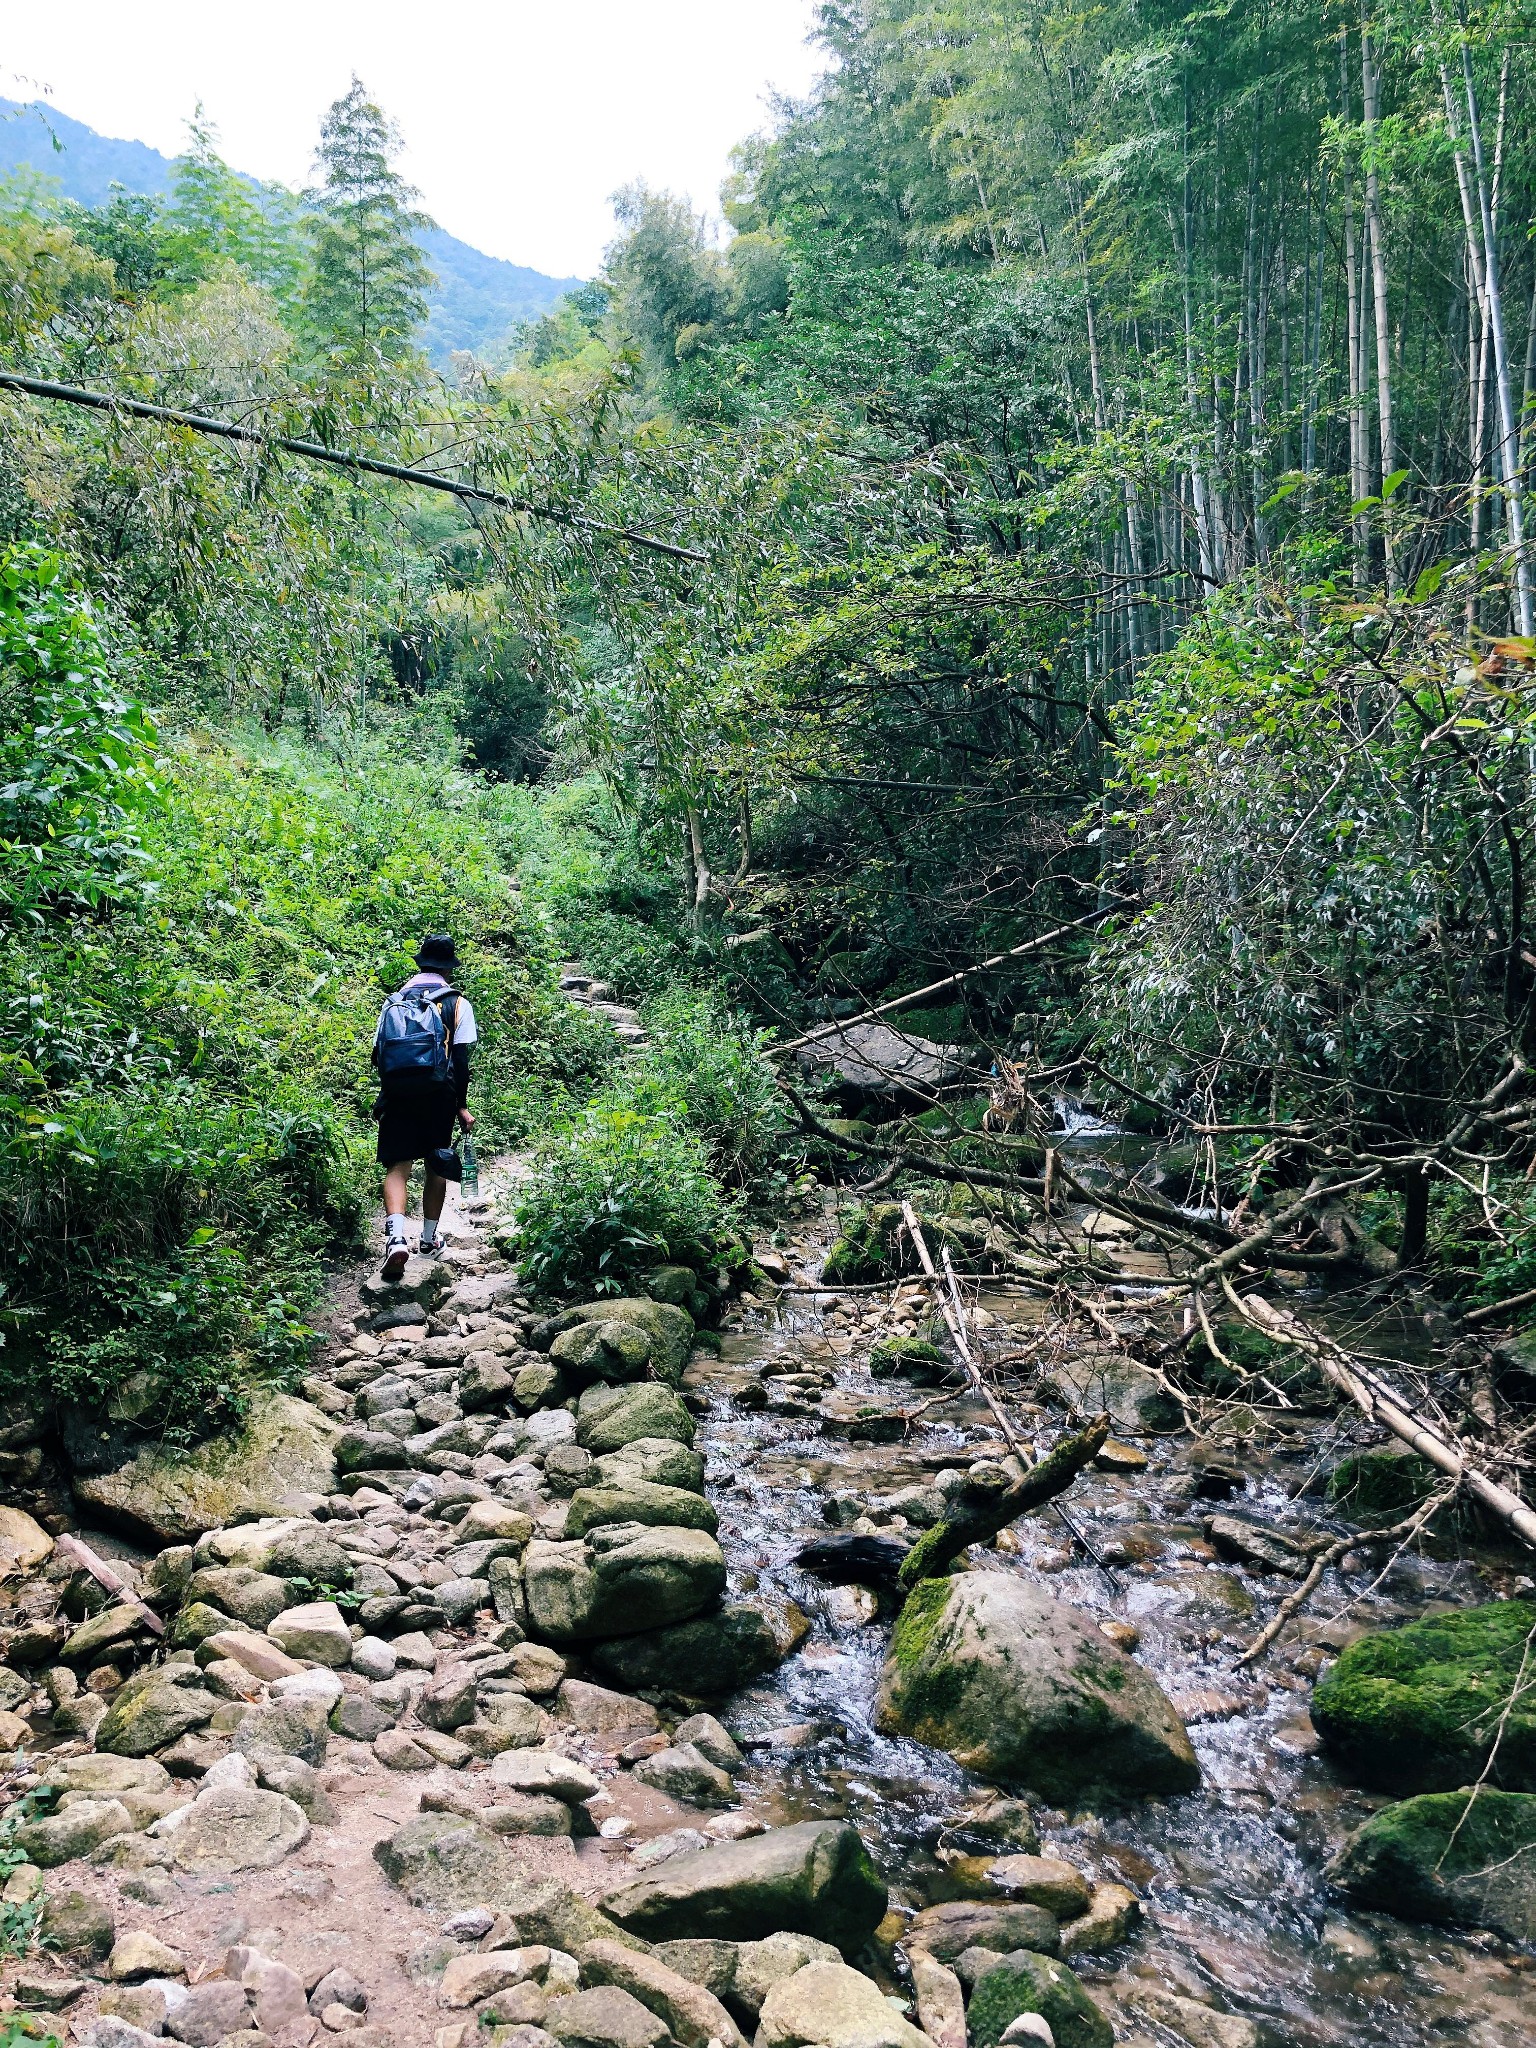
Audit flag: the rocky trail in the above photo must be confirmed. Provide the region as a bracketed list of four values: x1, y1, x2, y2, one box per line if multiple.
[0, 1122, 1534, 2048]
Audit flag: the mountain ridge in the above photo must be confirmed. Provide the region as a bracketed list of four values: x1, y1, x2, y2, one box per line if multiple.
[0, 98, 582, 362]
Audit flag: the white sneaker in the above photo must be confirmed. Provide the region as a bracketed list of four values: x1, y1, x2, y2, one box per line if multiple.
[381, 1240, 409, 1282]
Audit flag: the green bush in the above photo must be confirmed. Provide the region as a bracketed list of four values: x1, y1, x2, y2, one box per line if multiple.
[628, 987, 790, 1188]
[514, 1102, 741, 1297]
[0, 544, 159, 923]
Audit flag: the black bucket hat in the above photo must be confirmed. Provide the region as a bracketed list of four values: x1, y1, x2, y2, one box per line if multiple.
[416, 933, 458, 971]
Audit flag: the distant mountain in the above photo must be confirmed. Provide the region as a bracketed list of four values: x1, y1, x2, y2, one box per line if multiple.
[0, 99, 582, 362]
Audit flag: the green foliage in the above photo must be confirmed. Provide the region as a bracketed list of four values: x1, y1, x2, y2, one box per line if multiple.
[627, 988, 790, 1188]
[514, 1102, 740, 1298]
[0, 545, 159, 921]
[0, 1787, 48, 1961]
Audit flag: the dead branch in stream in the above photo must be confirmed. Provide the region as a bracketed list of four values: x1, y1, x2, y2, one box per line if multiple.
[897, 1413, 1113, 1587]
[1227, 1293, 1536, 1550]
[1236, 1488, 1459, 1666]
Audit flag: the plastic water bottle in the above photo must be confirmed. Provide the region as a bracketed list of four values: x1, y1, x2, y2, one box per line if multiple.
[461, 1137, 480, 1197]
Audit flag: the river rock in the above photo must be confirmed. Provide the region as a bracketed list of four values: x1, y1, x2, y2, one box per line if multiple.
[266, 1600, 353, 1667]
[1042, 1350, 1183, 1435]
[672, 1713, 741, 1773]
[987, 1855, 1091, 1917]
[17, 1798, 134, 1866]
[523, 1527, 726, 1642]
[565, 1482, 718, 1539]
[907, 1901, 1062, 1963]
[578, 1938, 746, 2048]
[41, 1886, 116, 1960]
[171, 1786, 310, 1873]
[558, 1679, 661, 1736]
[577, 1384, 696, 1454]
[1059, 1882, 1141, 1956]
[164, 1978, 251, 2045]
[45, 1755, 174, 1800]
[1123, 1990, 1259, 2048]
[757, 1959, 929, 2048]
[71, 1393, 342, 1544]
[589, 1600, 806, 1696]
[489, 1750, 602, 1802]
[602, 1818, 886, 1953]
[96, 1664, 216, 1757]
[875, 1570, 1199, 1799]
[1312, 1599, 1536, 1791]
[233, 1694, 330, 1766]
[965, 1949, 1112, 2048]
[374, 1814, 623, 1950]
[181, 1566, 290, 1631]
[0, 1505, 53, 1576]
[546, 1984, 669, 2048]
[597, 1441, 707, 1494]
[539, 1299, 695, 1385]
[107, 1929, 184, 1980]
[551, 1319, 654, 1386]
[633, 1743, 737, 1808]
[1329, 1788, 1536, 1941]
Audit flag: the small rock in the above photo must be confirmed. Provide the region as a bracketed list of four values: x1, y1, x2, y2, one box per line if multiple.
[163, 1977, 252, 2046]
[756, 1959, 929, 2048]
[17, 1797, 134, 1866]
[349, 1636, 398, 1681]
[672, 1713, 742, 1773]
[986, 1856, 1092, 1919]
[439, 1946, 547, 2007]
[542, 1984, 668, 2047]
[171, 1786, 310, 1874]
[41, 1886, 116, 1959]
[418, 1665, 478, 1731]
[267, 1601, 354, 1666]
[332, 1694, 393, 1742]
[488, 1750, 601, 1802]
[310, 1965, 369, 2014]
[108, 1930, 186, 1980]
[374, 1729, 436, 1772]
[633, 1743, 737, 1809]
[1059, 1883, 1141, 1957]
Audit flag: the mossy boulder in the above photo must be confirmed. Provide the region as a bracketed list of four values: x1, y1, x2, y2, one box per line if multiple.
[540, 1299, 695, 1385]
[577, 1382, 696, 1453]
[1329, 1788, 1536, 1941]
[1311, 1599, 1536, 1792]
[1187, 1322, 1328, 1407]
[875, 1570, 1199, 1800]
[70, 1393, 342, 1545]
[589, 1599, 808, 1697]
[966, 1948, 1113, 2048]
[1326, 1447, 1439, 1519]
[822, 1202, 906, 1285]
[870, 1337, 949, 1384]
[563, 1481, 719, 1540]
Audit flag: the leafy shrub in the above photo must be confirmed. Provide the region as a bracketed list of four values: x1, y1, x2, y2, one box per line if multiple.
[628, 988, 790, 1187]
[514, 1102, 740, 1297]
[0, 544, 159, 922]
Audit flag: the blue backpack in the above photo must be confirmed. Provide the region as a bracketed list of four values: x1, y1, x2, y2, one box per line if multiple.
[374, 981, 459, 1094]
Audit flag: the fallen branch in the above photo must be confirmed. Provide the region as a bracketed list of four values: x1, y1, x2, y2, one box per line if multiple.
[897, 1414, 1113, 1587]
[1233, 1295, 1536, 1550]
[55, 1533, 165, 1637]
[777, 913, 1111, 1053]
[1235, 1490, 1456, 1666]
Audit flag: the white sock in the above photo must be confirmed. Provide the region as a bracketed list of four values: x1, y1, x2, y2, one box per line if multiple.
[386, 1216, 409, 1245]
[419, 1219, 438, 1248]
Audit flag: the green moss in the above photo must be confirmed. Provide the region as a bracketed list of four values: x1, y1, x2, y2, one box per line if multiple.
[822, 1201, 905, 1283]
[1327, 1447, 1439, 1519]
[1312, 1599, 1536, 1792]
[1331, 1788, 1536, 1941]
[887, 1574, 969, 1724]
[966, 1950, 1114, 2048]
[870, 1335, 948, 1381]
[898, 1523, 956, 1588]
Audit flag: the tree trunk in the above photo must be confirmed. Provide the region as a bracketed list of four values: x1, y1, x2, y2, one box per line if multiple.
[1361, 15, 1396, 587]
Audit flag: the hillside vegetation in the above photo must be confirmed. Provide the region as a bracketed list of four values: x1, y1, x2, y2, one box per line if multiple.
[3, 3, 1536, 1445]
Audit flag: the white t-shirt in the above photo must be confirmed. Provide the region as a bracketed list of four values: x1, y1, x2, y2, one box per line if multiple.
[378, 973, 478, 1046]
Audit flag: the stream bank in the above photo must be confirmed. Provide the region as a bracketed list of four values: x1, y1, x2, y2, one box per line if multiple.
[0, 1149, 1531, 2048]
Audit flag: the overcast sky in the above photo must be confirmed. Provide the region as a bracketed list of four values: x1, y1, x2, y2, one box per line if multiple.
[5, 1, 826, 278]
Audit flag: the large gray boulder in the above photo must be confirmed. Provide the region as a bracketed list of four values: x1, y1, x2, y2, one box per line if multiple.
[757, 1960, 931, 2048]
[539, 1299, 696, 1386]
[564, 1482, 718, 1540]
[95, 1664, 216, 1757]
[597, 1440, 707, 1494]
[577, 1383, 695, 1454]
[875, 1570, 1199, 1800]
[373, 1814, 631, 1952]
[602, 1819, 887, 1955]
[171, 1787, 310, 1874]
[524, 1526, 726, 1643]
[70, 1394, 342, 1545]
[589, 1600, 807, 1697]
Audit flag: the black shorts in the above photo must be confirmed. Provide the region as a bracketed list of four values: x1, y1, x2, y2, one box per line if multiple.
[376, 1085, 457, 1167]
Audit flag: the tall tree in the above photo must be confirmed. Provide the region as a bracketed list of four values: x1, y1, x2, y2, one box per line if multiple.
[303, 77, 435, 365]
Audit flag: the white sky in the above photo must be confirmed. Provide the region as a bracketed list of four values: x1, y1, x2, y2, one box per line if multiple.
[5, 1, 827, 277]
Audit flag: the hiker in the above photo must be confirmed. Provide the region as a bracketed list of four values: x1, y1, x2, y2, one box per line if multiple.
[373, 933, 477, 1281]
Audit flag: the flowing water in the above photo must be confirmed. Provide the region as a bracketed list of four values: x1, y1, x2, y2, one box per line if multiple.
[684, 1196, 1536, 2048]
